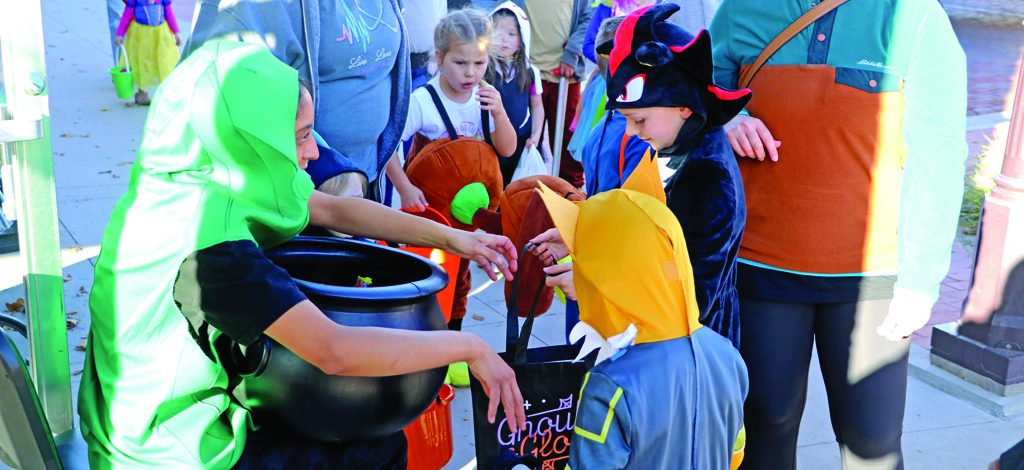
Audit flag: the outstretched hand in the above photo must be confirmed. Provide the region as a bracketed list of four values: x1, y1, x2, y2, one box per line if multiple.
[445, 231, 518, 281]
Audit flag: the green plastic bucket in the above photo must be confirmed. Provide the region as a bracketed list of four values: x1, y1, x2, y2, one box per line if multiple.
[109, 66, 134, 99]
[110, 46, 134, 99]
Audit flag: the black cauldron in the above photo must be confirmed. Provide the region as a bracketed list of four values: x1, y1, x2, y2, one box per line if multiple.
[224, 236, 449, 442]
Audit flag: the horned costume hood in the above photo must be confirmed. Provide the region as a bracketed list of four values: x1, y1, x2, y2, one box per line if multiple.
[597, 3, 751, 154]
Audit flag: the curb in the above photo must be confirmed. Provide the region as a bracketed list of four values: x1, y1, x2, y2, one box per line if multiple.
[908, 339, 1024, 418]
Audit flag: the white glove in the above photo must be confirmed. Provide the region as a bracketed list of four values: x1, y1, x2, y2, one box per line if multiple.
[876, 288, 936, 341]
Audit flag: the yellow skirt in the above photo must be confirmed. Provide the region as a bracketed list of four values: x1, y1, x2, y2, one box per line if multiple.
[120, 21, 180, 91]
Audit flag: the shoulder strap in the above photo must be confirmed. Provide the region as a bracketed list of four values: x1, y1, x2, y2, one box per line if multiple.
[424, 84, 460, 140]
[738, 0, 849, 89]
[481, 108, 493, 148]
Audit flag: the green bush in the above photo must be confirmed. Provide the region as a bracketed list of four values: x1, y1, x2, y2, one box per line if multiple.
[959, 138, 1003, 238]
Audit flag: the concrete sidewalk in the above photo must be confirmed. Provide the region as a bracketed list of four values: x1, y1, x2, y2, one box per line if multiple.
[1, 1, 1023, 469]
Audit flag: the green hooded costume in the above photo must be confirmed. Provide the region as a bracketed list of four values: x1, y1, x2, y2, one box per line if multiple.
[78, 41, 313, 468]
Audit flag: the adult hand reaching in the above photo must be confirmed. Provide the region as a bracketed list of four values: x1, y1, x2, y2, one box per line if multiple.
[466, 339, 526, 431]
[445, 231, 518, 281]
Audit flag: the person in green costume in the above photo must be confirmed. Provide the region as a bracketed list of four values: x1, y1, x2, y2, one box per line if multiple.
[78, 40, 526, 469]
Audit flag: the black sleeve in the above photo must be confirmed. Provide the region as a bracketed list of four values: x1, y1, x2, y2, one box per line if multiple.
[174, 240, 307, 347]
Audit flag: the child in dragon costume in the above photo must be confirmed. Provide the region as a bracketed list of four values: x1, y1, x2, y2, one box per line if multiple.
[535, 156, 748, 469]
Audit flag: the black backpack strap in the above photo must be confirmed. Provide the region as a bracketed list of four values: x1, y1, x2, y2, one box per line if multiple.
[424, 84, 460, 140]
[481, 108, 493, 148]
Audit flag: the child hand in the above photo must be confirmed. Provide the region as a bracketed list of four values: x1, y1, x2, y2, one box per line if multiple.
[528, 228, 568, 265]
[543, 263, 576, 301]
[476, 82, 505, 117]
[525, 134, 539, 149]
[399, 184, 428, 212]
[114, 36, 124, 46]
[174, 33, 182, 46]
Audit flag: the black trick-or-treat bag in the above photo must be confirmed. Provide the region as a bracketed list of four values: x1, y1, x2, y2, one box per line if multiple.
[469, 248, 593, 470]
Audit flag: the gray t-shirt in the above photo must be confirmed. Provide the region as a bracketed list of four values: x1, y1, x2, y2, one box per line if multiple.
[316, 0, 401, 178]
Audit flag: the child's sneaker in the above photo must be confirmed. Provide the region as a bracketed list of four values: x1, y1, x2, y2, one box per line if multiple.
[134, 90, 151, 106]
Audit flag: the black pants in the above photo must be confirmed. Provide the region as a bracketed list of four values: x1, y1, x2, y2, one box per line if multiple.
[234, 429, 407, 469]
[738, 298, 910, 470]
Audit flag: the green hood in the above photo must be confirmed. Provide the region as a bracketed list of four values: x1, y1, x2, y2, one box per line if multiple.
[79, 41, 313, 468]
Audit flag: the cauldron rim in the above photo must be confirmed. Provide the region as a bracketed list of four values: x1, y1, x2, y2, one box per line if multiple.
[266, 236, 449, 302]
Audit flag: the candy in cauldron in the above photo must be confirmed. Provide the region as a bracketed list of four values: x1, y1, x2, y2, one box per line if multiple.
[222, 236, 449, 442]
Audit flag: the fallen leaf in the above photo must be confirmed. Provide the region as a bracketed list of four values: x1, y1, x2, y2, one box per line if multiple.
[117, 160, 134, 166]
[78, 286, 88, 295]
[63, 273, 73, 282]
[99, 108, 109, 112]
[472, 314, 485, 321]
[66, 317, 79, 329]
[68, 244, 82, 252]
[111, 174, 121, 179]
[124, 103, 133, 108]
[59, 133, 73, 138]
[97, 170, 112, 174]
[67, 310, 77, 316]
[80, 134, 90, 138]
[72, 369, 82, 376]
[75, 337, 87, 351]
[4, 299, 25, 313]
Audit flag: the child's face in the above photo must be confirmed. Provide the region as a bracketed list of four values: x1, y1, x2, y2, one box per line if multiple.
[437, 40, 490, 97]
[294, 88, 319, 170]
[492, 16, 521, 58]
[619, 107, 694, 151]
